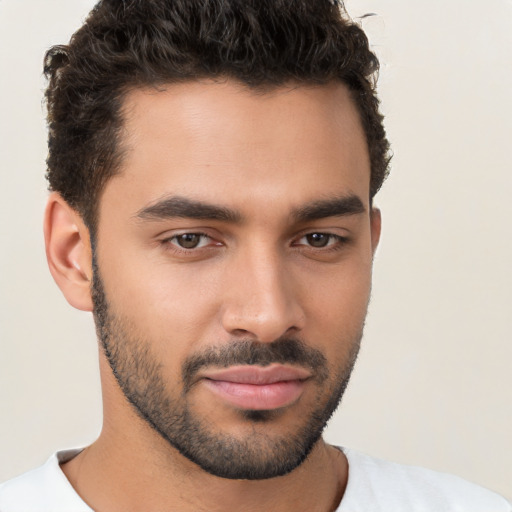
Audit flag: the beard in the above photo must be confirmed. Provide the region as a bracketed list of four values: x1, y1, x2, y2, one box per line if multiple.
[91, 258, 363, 480]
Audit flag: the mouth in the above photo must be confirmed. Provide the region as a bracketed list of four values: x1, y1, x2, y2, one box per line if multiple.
[199, 364, 312, 411]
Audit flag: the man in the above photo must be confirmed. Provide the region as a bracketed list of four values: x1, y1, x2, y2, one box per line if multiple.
[0, 0, 510, 510]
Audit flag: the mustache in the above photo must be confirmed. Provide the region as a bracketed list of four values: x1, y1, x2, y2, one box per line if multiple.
[182, 337, 328, 390]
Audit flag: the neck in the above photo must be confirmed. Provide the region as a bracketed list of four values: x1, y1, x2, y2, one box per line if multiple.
[62, 433, 347, 512]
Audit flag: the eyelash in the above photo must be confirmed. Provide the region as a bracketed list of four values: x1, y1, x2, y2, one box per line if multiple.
[162, 231, 349, 254]
[164, 232, 217, 253]
[294, 233, 348, 251]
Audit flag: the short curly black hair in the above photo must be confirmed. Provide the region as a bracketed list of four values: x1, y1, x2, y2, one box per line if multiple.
[44, 0, 390, 232]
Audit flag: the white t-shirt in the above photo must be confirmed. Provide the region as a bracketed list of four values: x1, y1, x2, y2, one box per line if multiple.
[0, 447, 510, 511]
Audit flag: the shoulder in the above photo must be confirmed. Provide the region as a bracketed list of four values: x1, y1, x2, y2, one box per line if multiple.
[0, 449, 91, 512]
[338, 447, 511, 512]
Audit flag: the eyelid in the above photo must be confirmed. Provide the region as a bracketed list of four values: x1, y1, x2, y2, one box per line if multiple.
[293, 225, 350, 239]
[289, 229, 352, 256]
[170, 233, 211, 249]
[295, 233, 347, 245]
[159, 231, 224, 256]
[158, 228, 349, 255]
[158, 227, 215, 242]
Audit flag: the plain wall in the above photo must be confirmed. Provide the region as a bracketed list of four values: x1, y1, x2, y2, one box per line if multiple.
[0, 0, 510, 500]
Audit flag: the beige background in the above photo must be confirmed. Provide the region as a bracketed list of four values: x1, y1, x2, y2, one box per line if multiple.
[0, 0, 510, 501]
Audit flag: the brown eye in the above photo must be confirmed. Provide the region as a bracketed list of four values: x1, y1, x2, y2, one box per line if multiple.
[305, 233, 330, 247]
[175, 233, 203, 249]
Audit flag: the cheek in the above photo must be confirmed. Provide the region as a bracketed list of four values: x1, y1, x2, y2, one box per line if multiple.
[299, 256, 373, 330]
[100, 251, 224, 354]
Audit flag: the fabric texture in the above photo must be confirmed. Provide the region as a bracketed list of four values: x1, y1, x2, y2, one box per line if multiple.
[0, 447, 510, 511]
[0, 449, 91, 512]
[338, 448, 511, 512]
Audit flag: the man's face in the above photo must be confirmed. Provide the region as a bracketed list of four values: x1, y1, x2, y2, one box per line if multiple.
[92, 81, 379, 479]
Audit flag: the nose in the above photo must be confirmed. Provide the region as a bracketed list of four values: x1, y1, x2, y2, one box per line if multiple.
[220, 246, 305, 343]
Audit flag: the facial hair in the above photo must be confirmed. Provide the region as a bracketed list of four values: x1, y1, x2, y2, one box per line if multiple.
[91, 257, 362, 480]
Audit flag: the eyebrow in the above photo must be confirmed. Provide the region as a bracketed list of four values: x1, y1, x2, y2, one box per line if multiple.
[135, 196, 242, 223]
[135, 193, 365, 224]
[291, 195, 366, 222]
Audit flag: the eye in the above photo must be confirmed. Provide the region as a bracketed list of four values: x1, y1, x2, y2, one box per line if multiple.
[304, 233, 331, 248]
[297, 233, 344, 248]
[169, 233, 211, 249]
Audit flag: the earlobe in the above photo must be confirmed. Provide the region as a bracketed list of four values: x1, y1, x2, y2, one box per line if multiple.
[370, 207, 382, 255]
[44, 193, 94, 312]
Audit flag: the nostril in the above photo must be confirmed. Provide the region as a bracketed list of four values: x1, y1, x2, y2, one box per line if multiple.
[230, 328, 252, 338]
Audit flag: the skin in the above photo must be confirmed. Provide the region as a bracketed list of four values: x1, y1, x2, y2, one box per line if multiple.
[44, 80, 381, 511]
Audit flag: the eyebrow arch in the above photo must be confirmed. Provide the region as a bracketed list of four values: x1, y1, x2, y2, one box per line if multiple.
[292, 194, 366, 222]
[135, 196, 243, 223]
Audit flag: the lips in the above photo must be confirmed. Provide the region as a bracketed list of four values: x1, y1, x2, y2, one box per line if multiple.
[199, 364, 311, 410]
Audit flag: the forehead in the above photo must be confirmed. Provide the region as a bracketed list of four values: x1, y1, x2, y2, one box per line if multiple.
[103, 80, 370, 219]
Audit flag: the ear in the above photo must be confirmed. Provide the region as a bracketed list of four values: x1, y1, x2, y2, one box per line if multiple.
[370, 207, 382, 256]
[44, 193, 93, 311]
